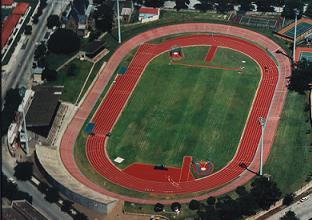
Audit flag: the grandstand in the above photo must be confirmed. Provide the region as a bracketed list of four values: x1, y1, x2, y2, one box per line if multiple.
[275, 18, 312, 42]
[295, 47, 312, 62]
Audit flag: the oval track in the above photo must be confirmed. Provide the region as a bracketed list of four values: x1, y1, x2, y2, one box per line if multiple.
[86, 34, 277, 194]
[60, 23, 291, 204]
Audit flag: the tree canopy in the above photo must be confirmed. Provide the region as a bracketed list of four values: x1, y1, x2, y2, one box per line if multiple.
[175, 0, 190, 11]
[281, 210, 300, 220]
[93, 1, 114, 33]
[288, 60, 312, 94]
[47, 14, 60, 29]
[14, 161, 34, 181]
[144, 0, 164, 8]
[250, 176, 282, 210]
[282, 0, 304, 19]
[48, 29, 80, 54]
[1, 88, 23, 136]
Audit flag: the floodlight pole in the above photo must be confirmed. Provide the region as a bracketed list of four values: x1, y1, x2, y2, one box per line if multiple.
[293, 9, 300, 62]
[259, 117, 265, 176]
[116, 0, 121, 43]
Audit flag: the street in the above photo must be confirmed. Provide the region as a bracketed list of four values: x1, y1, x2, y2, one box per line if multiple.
[1, 0, 70, 100]
[2, 150, 72, 220]
[268, 195, 312, 220]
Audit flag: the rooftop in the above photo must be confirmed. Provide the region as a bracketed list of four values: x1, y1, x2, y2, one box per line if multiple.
[26, 86, 63, 127]
[12, 2, 29, 15]
[139, 7, 159, 15]
[2, 0, 13, 6]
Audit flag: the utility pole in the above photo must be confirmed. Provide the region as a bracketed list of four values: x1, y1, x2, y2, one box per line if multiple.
[258, 117, 265, 176]
[116, 0, 121, 43]
[293, 8, 300, 62]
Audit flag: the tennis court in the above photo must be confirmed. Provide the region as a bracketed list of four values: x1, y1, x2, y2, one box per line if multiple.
[284, 22, 312, 38]
[240, 16, 277, 28]
[300, 52, 312, 62]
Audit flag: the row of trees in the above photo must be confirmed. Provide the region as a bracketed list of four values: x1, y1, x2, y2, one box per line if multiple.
[134, 0, 311, 18]
[32, 0, 48, 24]
[1, 88, 23, 137]
[152, 177, 282, 220]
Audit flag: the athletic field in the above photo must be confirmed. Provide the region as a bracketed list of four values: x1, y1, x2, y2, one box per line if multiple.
[107, 46, 260, 171]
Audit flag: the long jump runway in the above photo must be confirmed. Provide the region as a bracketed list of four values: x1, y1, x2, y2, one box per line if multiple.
[60, 23, 291, 204]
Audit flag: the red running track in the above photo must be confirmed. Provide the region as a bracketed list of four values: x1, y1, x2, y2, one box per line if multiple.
[60, 23, 291, 204]
[84, 34, 278, 194]
[205, 45, 218, 62]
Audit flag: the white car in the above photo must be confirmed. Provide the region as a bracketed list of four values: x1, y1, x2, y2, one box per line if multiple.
[8, 177, 16, 184]
[300, 196, 309, 202]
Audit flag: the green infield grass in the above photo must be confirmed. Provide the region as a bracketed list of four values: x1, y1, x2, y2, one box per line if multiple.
[107, 46, 260, 170]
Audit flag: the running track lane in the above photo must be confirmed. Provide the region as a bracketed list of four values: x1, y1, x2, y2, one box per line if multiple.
[84, 34, 278, 194]
[59, 23, 291, 204]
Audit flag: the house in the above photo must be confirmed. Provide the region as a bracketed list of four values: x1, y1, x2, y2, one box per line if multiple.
[138, 7, 160, 23]
[65, 0, 95, 37]
[120, 0, 133, 22]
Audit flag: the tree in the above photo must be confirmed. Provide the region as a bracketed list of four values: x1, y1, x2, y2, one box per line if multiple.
[280, 210, 300, 220]
[24, 25, 32, 35]
[1, 88, 23, 136]
[47, 15, 60, 29]
[67, 63, 77, 76]
[93, 1, 114, 33]
[61, 200, 74, 213]
[189, 199, 200, 210]
[154, 203, 164, 212]
[235, 186, 248, 196]
[175, 0, 190, 11]
[48, 29, 80, 54]
[198, 205, 220, 220]
[283, 193, 295, 206]
[216, 195, 241, 220]
[207, 196, 216, 206]
[38, 182, 49, 193]
[34, 42, 47, 60]
[250, 177, 282, 210]
[215, 0, 234, 13]
[255, 0, 275, 12]
[144, 0, 164, 8]
[14, 161, 33, 181]
[239, 0, 254, 12]
[45, 187, 59, 203]
[305, 3, 312, 18]
[237, 192, 258, 216]
[171, 202, 181, 212]
[194, 0, 214, 12]
[32, 15, 39, 24]
[282, 0, 304, 19]
[288, 60, 312, 94]
[42, 68, 57, 81]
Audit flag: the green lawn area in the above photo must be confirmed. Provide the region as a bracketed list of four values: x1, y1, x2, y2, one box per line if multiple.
[107, 46, 260, 170]
[47, 59, 93, 103]
[264, 91, 312, 195]
[46, 52, 77, 70]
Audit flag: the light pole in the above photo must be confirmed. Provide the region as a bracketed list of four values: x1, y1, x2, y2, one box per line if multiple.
[293, 8, 300, 62]
[116, 0, 121, 43]
[258, 116, 265, 176]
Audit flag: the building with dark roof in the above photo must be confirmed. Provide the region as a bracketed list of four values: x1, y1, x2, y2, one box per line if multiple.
[26, 86, 63, 137]
[82, 40, 105, 58]
[2, 200, 48, 220]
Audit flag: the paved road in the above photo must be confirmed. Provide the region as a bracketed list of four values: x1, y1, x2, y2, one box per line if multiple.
[1, 0, 70, 100]
[2, 149, 72, 220]
[268, 195, 312, 220]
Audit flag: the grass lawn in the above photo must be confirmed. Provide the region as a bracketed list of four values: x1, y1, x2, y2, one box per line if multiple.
[107, 46, 260, 170]
[46, 52, 77, 70]
[47, 59, 93, 103]
[264, 91, 312, 195]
